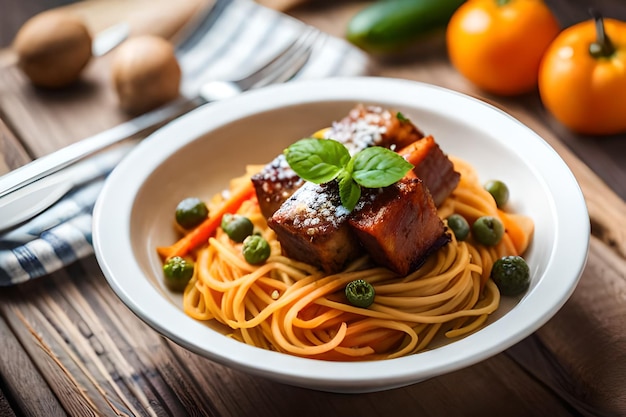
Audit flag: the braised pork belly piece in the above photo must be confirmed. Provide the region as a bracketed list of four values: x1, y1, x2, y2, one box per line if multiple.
[323, 104, 424, 153]
[350, 178, 450, 276]
[268, 182, 363, 273]
[251, 155, 304, 220]
[398, 135, 460, 207]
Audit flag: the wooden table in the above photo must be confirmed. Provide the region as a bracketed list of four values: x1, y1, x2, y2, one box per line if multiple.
[1, 1, 624, 416]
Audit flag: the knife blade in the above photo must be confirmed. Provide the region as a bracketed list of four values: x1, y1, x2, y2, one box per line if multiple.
[0, 164, 80, 231]
[0, 141, 136, 232]
[0, 96, 198, 232]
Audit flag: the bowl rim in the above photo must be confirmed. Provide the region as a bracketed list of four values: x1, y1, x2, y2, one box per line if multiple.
[93, 76, 589, 392]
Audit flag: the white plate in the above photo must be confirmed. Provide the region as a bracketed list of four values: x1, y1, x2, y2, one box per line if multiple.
[93, 77, 589, 393]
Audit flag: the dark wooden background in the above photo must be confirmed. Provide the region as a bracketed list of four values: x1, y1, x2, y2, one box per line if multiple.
[0, 1, 624, 416]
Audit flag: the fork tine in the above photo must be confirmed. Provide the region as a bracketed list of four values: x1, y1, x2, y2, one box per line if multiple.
[235, 26, 321, 91]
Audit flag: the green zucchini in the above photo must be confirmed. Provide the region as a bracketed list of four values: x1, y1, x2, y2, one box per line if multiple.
[346, 0, 466, 54]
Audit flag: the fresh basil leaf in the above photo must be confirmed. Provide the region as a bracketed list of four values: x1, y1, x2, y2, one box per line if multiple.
[338, 171, 361, 212]
[352, 147, 414, 188]
[343, 154, 355, 177]
[284, 138, 350, 184]
[283, 138, 414, 212]
[396, 112, 409, 122]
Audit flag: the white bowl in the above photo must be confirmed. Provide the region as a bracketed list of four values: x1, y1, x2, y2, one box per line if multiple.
[93, 77, 589, 393]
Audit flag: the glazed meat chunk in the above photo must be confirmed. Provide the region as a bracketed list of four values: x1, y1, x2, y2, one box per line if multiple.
[323, 104, 425, 152]
[268, 182, 363, 273]
[398, 135, 460, 207]
[251, 154, 304, 220]
[349, 178, 450, 276]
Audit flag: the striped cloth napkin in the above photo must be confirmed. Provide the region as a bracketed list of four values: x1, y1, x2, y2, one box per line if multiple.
[0, 0, 370, 286]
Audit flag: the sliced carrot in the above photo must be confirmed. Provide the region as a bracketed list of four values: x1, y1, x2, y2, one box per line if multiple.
[397, 135, 435, 167]
[498, 209, 534, 255]
[157, 181, 256, 260]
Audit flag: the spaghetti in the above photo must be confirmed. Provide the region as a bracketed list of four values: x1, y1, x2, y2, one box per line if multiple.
[175, 157, 534, 361]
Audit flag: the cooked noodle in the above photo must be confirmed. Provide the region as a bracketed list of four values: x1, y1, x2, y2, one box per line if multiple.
[175, 156, 533, 361]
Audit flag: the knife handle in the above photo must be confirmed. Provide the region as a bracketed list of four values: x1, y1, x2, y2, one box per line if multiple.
[0, 97, 200, 198]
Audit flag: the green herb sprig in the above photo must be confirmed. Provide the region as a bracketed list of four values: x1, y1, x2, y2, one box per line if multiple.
[283, 138, 414, 211]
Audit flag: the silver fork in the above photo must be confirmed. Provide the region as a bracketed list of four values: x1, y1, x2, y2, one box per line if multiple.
[0, 26, 320, 232]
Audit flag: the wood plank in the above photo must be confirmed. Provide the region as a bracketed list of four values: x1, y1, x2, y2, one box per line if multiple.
[0, 279, 117, 415]
[0, 59, 118, 159]
[0, 310, 66, 417]
[0, 0, 76, 48]
[535, 235, 626, 416]
[545, 0, 626, 26]
[0, 117, 30, 175]
[169, 340, 579, 417]
[506, 335, 610, 417]
[0, 0, 207, 48]
[0, 386, 17, 417]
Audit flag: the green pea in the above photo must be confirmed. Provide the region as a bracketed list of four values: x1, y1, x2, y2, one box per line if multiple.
[221, 214, 254, 243]
[345, 279, 375, 308]
[472, 216, 504, 246]
[163, 256, 194, 292]
[446, 214, 470, 241]
[491, 256, 530, 296]
[242, 235, 271, 264]
[175, 197, 208, 229]
[484, 179, 510, 208]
